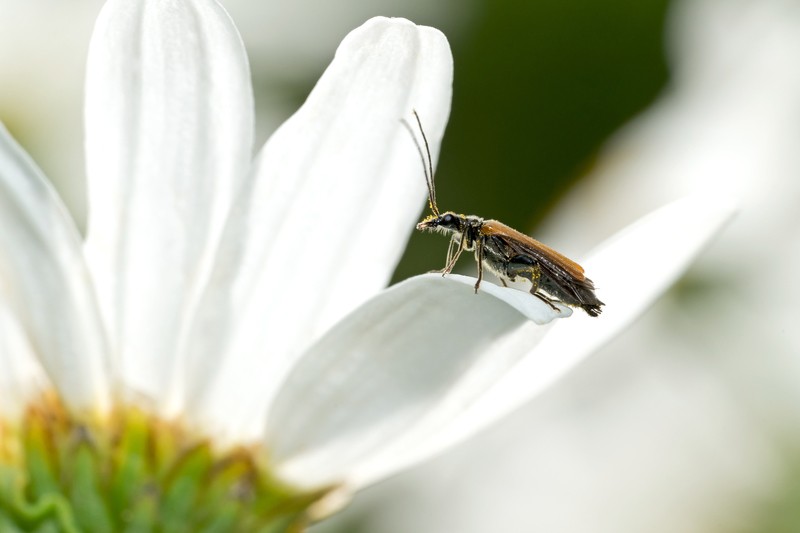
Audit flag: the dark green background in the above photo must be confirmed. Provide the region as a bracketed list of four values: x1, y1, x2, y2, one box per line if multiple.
[392, 0, 670, 281]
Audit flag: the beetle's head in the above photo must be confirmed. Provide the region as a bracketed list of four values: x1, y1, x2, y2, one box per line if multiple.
[416, 211, 466, 236]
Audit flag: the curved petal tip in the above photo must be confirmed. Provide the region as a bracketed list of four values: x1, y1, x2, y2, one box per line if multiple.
[434, 273, 571, 324]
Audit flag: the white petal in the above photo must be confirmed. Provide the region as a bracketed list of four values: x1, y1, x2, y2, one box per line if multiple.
[437, 274, 571, 323]
[0, 123, 111, 415]
[264, 274, 562, 488]
[182, 17, 453, 440]
[0, 298, 51, 421]
[369, 196, 738, 489]
[83, 0, 253, 408]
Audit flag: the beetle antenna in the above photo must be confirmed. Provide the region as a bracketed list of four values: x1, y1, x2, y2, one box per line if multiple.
[413, 110, 439, 215]
[402, 110, 439, 216]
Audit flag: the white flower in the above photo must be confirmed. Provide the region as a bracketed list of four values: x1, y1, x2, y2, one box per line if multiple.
[0, 0, 734, 527]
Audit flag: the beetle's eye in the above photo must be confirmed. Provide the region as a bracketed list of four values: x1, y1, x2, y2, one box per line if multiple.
[442, 214, 454, 225]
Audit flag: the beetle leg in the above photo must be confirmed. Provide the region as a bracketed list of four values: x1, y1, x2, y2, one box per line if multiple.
[442, 236, 457, 272]
[442, 234, 465, 275]
[474, 238, 484, 293]
[532, 292, 560, 312]
[507, 258, 560, 312]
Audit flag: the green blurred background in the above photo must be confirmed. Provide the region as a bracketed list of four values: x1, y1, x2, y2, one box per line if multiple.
[389, 0, 670, 280]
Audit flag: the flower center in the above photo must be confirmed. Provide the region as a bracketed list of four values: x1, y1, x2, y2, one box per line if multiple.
[0, 394, 328, 532]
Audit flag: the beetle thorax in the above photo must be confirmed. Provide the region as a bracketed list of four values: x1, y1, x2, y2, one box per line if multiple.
[460, 215, 484, 249]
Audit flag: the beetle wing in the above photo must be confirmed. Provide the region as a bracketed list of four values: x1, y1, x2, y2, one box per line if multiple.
[480, 220, 587, 281]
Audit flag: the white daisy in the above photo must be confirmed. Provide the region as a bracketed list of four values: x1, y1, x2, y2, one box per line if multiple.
[0, 0, 733, 529]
